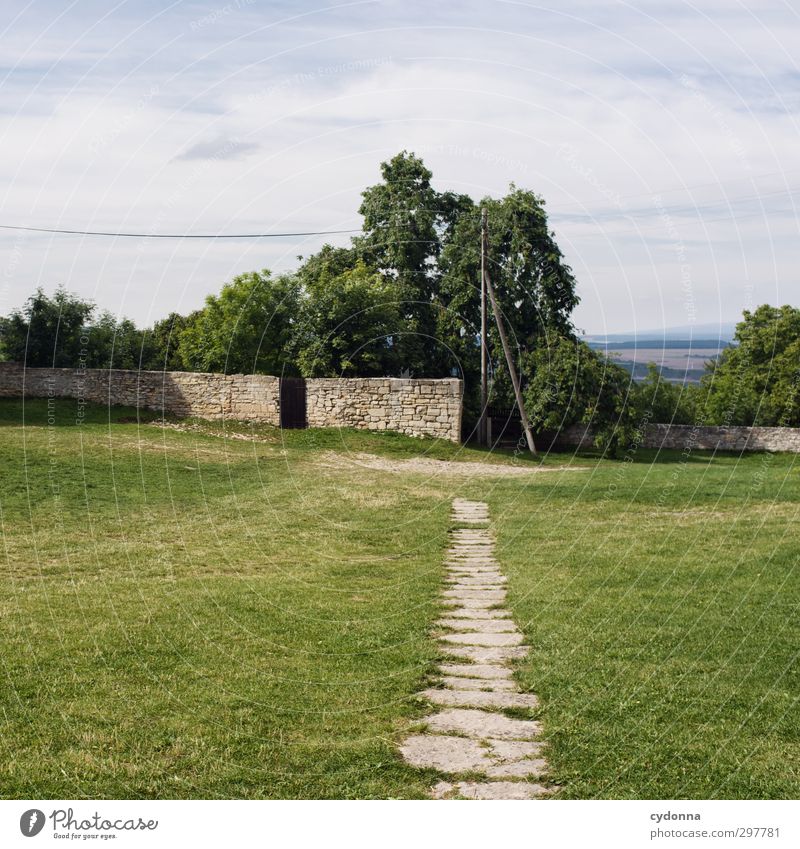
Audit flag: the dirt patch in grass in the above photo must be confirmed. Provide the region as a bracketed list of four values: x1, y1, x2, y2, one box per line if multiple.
[318, 452, 588, 478]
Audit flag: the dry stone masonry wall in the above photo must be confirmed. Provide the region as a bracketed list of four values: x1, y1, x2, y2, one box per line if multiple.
[0, 364, 462, 441]
[557, 422, 800, 453]
[306, 377, 462, 442]
[0, 363, 281, 424]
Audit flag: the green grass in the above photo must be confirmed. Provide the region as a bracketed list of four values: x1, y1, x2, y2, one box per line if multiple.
[1, 397, 798, 798]
[0, 398, 452, 798]
[471, 450, 800, 799]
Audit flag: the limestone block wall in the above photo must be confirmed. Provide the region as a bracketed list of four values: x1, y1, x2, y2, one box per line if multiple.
[642, 423, 800, 452]
[0, 363, 281, 424]
[0, 364, 463, 441]
[306, 377, 462, 442]
[556, 422, 800, 453]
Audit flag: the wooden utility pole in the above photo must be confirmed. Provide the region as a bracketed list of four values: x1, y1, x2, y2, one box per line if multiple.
[479, 208, 489, 446]
[482, 237, 537, 457]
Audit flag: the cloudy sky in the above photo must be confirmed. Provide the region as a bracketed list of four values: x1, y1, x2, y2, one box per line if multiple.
[1, 0, 797, 334]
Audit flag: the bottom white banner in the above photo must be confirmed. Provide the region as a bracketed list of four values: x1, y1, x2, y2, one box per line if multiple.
[2, 799, 797, 848]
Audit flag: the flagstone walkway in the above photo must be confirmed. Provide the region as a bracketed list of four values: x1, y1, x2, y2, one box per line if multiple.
[399, 499, 552, 799]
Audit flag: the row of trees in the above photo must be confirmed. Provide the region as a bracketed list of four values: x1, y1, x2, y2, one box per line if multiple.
[2, 152, 798, 445]
[1, 152, 580, 422]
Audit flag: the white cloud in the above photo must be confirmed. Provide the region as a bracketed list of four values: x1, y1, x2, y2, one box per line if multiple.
[0, 0, 797, 333]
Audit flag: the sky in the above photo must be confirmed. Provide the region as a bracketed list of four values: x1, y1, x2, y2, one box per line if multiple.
[0, 0, 797, 335]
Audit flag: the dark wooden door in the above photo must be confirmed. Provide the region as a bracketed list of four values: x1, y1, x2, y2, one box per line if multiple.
[279, 377, 307, 429]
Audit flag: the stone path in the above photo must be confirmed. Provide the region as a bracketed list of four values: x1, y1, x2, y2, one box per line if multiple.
[399, 499, 552, 799]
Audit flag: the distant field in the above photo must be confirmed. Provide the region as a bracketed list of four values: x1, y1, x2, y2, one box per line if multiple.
[587, 339, 729, 382]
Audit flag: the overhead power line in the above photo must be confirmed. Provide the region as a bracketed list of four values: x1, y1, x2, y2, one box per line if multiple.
[0, 223, 361, 239]
[1, 171, 797, 240]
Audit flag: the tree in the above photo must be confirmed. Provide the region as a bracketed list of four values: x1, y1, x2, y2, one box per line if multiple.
[1, 287, 94, 367]
[700, 305, 800, 427]
[439, 186, 579, 425]
[82, 312, 152, 370]
[635, 363, 696, 425]
[357, 151, 469, 376]
[296, 262, 400, 377]
[524, 334, 641, 454]
[178, 270, 300, 375]
[142, 312, 191, 371]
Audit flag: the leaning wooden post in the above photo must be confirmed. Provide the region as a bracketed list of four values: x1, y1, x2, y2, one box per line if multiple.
[483, 257, 537, 456]
[479, 208, 489, 446]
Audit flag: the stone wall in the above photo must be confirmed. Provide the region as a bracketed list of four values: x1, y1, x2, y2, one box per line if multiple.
[306, 377, 462, 442]
[0, 362, 282, 424]
[556, 422, 800, 453]
[0, 364, 463, 441]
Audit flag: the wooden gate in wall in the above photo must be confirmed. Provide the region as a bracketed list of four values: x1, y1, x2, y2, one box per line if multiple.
[279, 377, 307, 429]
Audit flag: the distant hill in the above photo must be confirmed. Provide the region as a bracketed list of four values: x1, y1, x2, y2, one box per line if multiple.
[586, 339, 732, 351]
[584, 321, 737, 345]
[580, 326, 737, 384]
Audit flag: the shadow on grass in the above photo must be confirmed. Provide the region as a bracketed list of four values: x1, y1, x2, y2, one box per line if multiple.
[0, 397, 162, 427]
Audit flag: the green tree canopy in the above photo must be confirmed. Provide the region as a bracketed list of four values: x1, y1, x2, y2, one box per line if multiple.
[700, 304, 800, 426]
[438, 187, 580, 424]
[635, 363, 696, 425]
[142, 312, 191, 372]
[296, 262, 400, 377]
[524, 333, 640, 454]
[178, 271, 300, 375]
[356, 151, 473, 376]
[83, 312, 153, 370]
[1, 287, 94, 367]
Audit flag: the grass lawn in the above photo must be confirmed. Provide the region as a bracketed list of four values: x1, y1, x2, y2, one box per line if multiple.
[0, 397, 797, 798]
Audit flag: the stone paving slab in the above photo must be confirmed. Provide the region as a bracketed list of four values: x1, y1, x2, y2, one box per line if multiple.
[439, 663, 515, 679]
[487, 739, 546, 759]
[432, 781, 551, 800]
[437, 618, 518, 632]
[443, 608, 511, 620]
[423, 688, 539, 709]
[446, 557, 498, 563]
[446, 581, 506, 589]
[441, 644, 529, 663]
[424, 708, 542, 740]
[443, 595, 502, 605]
[400, 734, 547, 778]
[445, 568, 501, 575]
[448, 560, 495, 567]
[443, 597, 504, 610]
[487, 759, 548, 778]
[442, 588, 506, 602]
[445, 560, 498, 567]
[440, 632, 524, 647]
[400, 734, 489, 773]
[446, 578, 506, 587]
[438, 675, 517, 691]
[445, 568, 500, 575]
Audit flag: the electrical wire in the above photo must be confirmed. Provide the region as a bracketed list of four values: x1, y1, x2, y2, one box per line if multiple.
[0, 223, 361, 239]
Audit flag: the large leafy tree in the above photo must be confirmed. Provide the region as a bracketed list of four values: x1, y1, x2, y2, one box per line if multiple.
[295, 262, 400, 377]
[1, 287, 95, 367]
[439, 187, 579, 423]
[524, 333, 641, 454]
[356, 151, 472, 376]
[84, 312, 152, 370]
[635, 363, 696, 425]
[142, 312, 191, 371]
[700, 305, 800, 426]
[178, 270, 300, 375]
